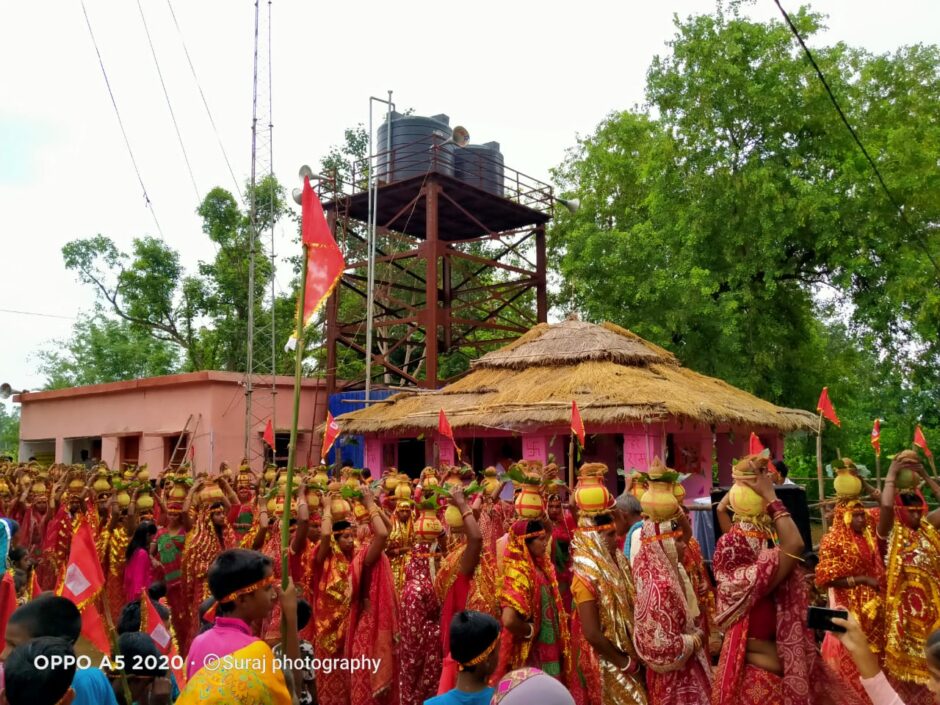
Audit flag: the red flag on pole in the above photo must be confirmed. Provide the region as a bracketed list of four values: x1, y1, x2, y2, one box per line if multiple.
[321, 411, 340, 460]
[914, 425, 933, 458]
[438, 409, 461, 461]
[571, 401, 586, 447]
[817, 387, 841, 427]
[871, 419, 882, 457]
[56, 518, 110, 655]
[262, 419, 275, 448]
[749, 432, 766, 455]
[286, 176, 346, 350]
[141, 590, 186, 688]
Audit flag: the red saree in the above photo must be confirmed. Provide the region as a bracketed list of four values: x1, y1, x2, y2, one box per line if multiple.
[346, 548, 399, 705]
[313, 542, 352, 705]
[398, 549, 441, 705]
[712, 522, 865, 705]
[632, 520, 711, 705]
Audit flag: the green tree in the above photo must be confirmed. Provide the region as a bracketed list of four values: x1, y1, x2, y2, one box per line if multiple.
[0, 405, 18, 458]
[551, 1, 940, 416]
[36, 315, 180, 389]
[59, 175, 293, 376]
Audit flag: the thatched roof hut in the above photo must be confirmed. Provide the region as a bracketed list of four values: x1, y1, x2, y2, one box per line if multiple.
[335, 319, 817, 435]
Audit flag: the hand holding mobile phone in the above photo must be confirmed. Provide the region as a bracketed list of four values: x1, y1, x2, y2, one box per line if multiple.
[807, 606, 849, 633]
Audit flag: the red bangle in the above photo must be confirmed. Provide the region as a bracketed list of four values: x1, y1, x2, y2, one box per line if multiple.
[767, 499, 785, 517]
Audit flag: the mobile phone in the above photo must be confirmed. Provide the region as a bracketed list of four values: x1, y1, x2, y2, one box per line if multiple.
[807, 606, 848, 633]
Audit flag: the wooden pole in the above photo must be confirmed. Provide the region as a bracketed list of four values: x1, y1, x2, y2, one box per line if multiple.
[568, 434, 576, 490]
[875, 453, 882, 492]
[816, 412, 828, 531]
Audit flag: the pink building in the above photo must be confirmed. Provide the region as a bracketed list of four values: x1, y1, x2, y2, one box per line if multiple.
[334, 320, 817, 498]
[15, 371, 328, 474]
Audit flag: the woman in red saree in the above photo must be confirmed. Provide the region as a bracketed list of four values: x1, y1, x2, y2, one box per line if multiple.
[153, 477, 196, 653]
[314, 486, 393, 705]
[496, 519, 573, 686]
[434, 487, 495, 693]
[816, 495, 885, 705]
[712, 454, 863, 705]
[877, 452, 940, 705]
[398, 541, 441, 705]
[632, 511, 710, 705]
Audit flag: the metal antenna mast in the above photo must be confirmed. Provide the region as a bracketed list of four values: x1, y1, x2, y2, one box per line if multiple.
[244, 0, 278, 464]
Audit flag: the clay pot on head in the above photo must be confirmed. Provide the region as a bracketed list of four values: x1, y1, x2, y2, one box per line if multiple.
[415, 507, 443, 540]
[514, 484, 544, 519]
[574, 482, 613, 515]
[394, 481, 413, 500]
[728, 483, 765, 517]
[834, 469, 862, 498]
[136, 493, 155, 510]
[641, 481, 680, 522]
[330, 498, 351, 519]
[444, 504, 464, 528]
[116, 491, 131, 508]
[896, 468, 919, 490]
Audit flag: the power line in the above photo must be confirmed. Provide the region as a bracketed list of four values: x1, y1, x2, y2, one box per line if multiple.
[165, 0, 244, 203]
[79, 0, 164, 239]
[0, 308, 76, 321]
[136, 0, 200, 201]
[772, 0, 940, 279]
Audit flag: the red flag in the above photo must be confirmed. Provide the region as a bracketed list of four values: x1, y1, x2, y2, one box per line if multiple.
[56, 518, 110, 654]
[321, 411, 340, 460]
[141, 590, 186, 687]
[817, 387, 841, 427]
[438, 409, 461, 461]
[287, 176, 346, 349]
[0, 572, 18, 653]
[871, 419, 882, 457]
[262, 419, 275, 448]
[30, 570, 41, 599]
[571, 401, 586, 447]
[914, 425, 933, 458]
[749, 432, 766, 455]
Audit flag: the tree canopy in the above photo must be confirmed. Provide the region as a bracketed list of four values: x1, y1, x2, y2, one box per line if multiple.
[550, 1, 940, 461]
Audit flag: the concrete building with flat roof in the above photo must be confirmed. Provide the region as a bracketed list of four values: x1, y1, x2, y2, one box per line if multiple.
[15, 371, 328, 473]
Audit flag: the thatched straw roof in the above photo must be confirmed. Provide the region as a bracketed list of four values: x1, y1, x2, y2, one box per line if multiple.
[335, 320, 818, 435]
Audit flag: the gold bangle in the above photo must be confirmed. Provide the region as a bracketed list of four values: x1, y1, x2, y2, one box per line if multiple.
[782, 551, 805, 562]
[460, 509, 473, 520]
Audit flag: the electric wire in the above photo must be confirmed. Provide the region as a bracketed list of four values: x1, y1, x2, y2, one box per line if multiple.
[165, 0, 244, 202]
[772, 0, 940, 278]
[0, 308, 76, 321]
[136, 0, 200, 201]
[79, 0, 165, 238]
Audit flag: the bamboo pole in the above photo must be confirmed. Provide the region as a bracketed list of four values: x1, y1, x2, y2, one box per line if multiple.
[875, 453, 882, 492]
[568, 434, 576, 490]
[816, 412, 828, 531]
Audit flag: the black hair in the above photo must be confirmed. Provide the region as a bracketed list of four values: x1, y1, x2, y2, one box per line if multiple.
[117, 632, 166, 677]
[9, 595, 81, 644]
[3, 637, 76, 705]
[9, 545, 28, 566]
[449, 610, 500, 669]
[206, 548, 272, 613]
[198, 597, 216, 633]
[341, 460, 354, 468]
[333, 520, 352, 533]
[147, 581, 167, 601]
[125, 521, 157, 561]
[297, 598, 312, 631]
[524, 519, 544, 546]
[927, 628, 940, 667]
[772, 459, 790, 480]
[117, 598, 170, 635]
[899, 492, 925, 507]
[592, 513, 613, 526]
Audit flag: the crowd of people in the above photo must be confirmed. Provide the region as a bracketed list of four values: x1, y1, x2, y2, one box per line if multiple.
[0, 448, 937, 705]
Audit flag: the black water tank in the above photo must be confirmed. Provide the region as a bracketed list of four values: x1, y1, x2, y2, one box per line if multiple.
[454, 141, 505, 197]
[376, 112, 455, 182]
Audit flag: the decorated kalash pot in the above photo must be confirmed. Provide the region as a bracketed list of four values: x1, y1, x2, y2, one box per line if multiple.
[420, 466, 440, 489]
[394, 474, 413, 501]
[573, 463, 615, 515]
[481, 466, 501, 496]
[506, 462, 545, 519]
[831, 458, 864, 500]
[627, 470, 649, 500]
[640, 458, 682, 522]
[728, 452, 772, 520]
[327, 480, 352, 519]
[414, 497, 443, 540]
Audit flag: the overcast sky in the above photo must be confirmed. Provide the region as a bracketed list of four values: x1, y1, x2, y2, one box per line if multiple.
[2, 0, 938, 405]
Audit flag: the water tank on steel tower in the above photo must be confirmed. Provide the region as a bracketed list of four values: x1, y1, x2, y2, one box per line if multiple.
[454, 141, 504, 197]
[376, 112, 455, 183]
